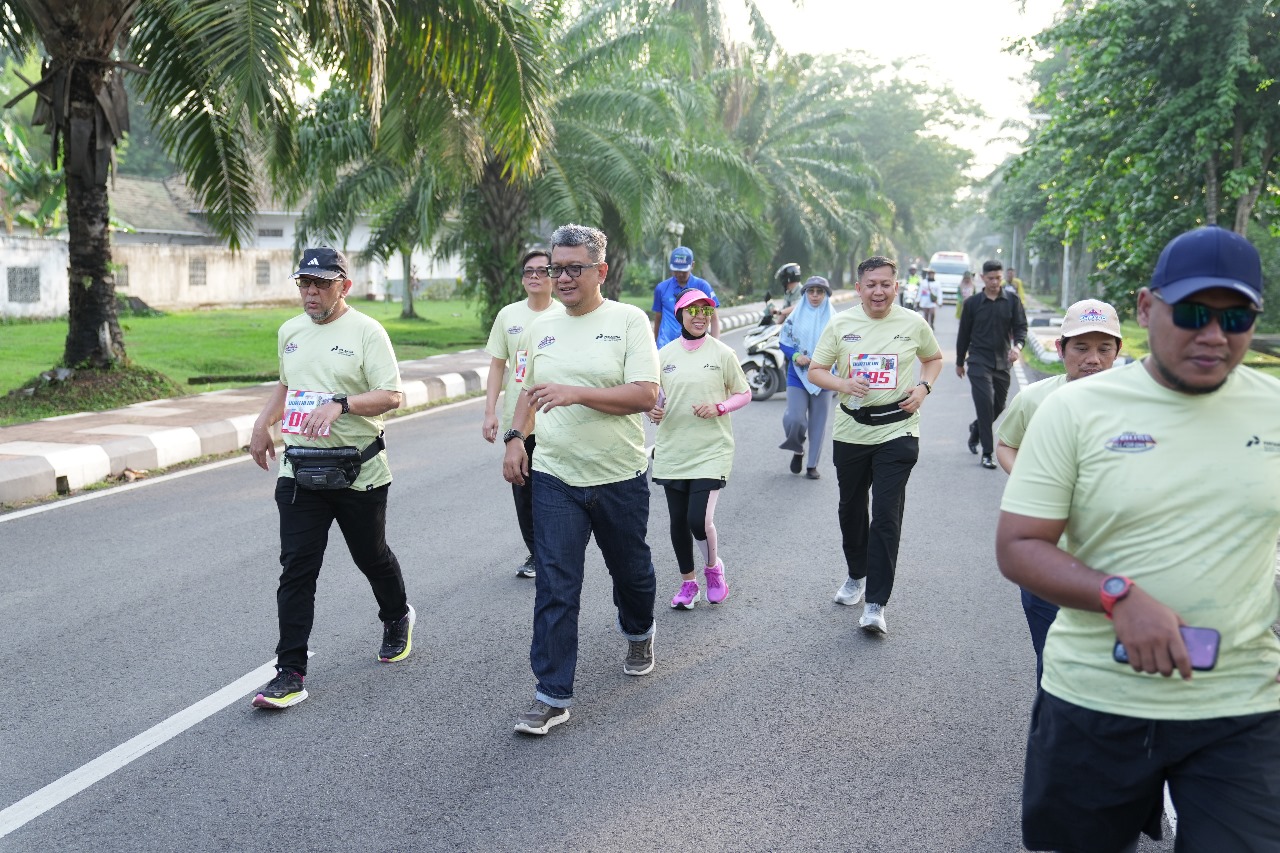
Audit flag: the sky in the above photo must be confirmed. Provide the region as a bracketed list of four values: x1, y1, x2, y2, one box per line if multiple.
[736, 0, 1065, 175]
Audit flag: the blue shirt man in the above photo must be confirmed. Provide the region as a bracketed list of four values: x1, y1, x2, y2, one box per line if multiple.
[652, 246, 719, 347]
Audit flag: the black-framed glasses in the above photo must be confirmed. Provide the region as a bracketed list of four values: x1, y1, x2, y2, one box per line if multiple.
[520, 265, 550, 279]
[1152, 291, 1259, 334]
[547, 262, 602, 279]
[295, 277, 336, 291]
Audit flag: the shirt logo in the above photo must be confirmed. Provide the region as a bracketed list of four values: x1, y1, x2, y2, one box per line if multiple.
[537, 336, 556, 349]
[663, 364, 678, 373]
[507, 325, 523, 335]
[703, 363, 721, 371]
[330, 345, 355, 357]
[842, 333, 862, 343]
[893, 334, 912, 341]
[595, 333, 622, 342]
[284, 342, 298, 354]
[1105, 432, 1157, 453]
[1246, 435, 1280, 453]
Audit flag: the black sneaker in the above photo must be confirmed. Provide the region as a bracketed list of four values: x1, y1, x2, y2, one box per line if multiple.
[980, 455, 997, 470]
[514, 700, 570, 735]
[251, 667, 308, 709]
[790, 453, 803, 474]
[968, 421, 980, 455]
[516, 555, 536, 578]
[624, 635, 655, 676]
[379, 604, 416, 662]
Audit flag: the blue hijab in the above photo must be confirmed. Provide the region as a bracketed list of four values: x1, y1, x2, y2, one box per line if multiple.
[781, 287, 835, 395]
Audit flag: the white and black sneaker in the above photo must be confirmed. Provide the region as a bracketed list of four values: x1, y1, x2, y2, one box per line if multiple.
[514, 700, 569, 735]
[859, 603, 887, 634]
[516, 555, 536, 578]
[623, 636, 655, 676]
[833, 577, 866, 606]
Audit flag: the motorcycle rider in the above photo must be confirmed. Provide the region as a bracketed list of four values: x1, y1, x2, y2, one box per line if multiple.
[770, 263, 804, 324]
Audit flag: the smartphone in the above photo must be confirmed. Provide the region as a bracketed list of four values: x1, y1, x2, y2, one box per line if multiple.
[1113, 626, 1220, 671]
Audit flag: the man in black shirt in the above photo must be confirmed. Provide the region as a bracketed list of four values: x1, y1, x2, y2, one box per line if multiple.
[956, 259, 1027, 469]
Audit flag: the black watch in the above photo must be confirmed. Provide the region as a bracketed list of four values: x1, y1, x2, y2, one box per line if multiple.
[331, 394, 350, 415]
[916, 381, 932, 395]
[503, 429, 526, 444]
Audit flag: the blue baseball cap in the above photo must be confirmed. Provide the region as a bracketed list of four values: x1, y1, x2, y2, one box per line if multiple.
[1150, 226, 1263, 308]
[669, 246, 694, 272]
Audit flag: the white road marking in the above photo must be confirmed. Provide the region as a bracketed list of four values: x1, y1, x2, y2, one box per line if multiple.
[1164, 783, 1177, 837]
[0, 658, 280, 839]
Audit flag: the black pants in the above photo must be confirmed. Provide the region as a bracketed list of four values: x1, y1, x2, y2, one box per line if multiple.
[967, 361, 1011, 456]
[832, 436, 919, 606]
[661, 481, 720, 575]
[512, 434, 537, 555]
[1024, 691, 1280, 852]
[273, 478, 408, 674]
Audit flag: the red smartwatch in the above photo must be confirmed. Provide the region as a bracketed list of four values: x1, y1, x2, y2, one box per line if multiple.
[1099, 575, 1133, 620]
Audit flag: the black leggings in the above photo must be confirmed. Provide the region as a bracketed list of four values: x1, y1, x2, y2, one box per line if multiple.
[662, 483, 720, 575]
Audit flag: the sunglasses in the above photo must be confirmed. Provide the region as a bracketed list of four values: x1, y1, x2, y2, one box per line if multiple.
[684, 305, 715, 318]
[520, 266, 550, 279]
[295, 277, 337, 291]
[547, 263, 602, 279]
[1153, 291, 1259, 334]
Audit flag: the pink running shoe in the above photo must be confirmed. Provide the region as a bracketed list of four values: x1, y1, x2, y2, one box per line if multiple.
[704, 561, 729, 604]
[671, 580, 701, 609]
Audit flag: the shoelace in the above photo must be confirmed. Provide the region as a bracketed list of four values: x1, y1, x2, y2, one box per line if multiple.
[628, 639, 650, 658]
[679, 581, 699, 597]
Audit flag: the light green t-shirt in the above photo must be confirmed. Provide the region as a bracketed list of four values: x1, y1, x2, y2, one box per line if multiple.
[484, 298, 565, 433]
[524, 300, 660, 487]
[996, 374, 1068, 449]
[811, 303, 941, 445]
[276, 308, 402, 489]
[652, 337, 751, 481]
[1001, 360, 1280, 720]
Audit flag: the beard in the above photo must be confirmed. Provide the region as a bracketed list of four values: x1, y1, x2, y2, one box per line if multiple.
[1149, 352, 1228, 396]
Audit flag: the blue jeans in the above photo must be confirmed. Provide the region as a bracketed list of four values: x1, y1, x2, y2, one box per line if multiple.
[531, 471, 656, 708]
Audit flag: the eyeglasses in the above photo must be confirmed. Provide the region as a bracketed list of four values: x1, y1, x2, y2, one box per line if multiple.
[1152, 291, 1259, 334]
[684, 305, 716, 318]
[521, 266, 550, 279]
[295, 277, 336, 291]
[547, 262, 602, 279]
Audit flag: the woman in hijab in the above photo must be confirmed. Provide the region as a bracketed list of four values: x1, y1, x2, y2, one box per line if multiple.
[955, 270, 974, 318]
[778, 276, 836, 479]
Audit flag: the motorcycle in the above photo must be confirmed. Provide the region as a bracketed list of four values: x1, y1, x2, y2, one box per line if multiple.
[740, 300, 787, 402]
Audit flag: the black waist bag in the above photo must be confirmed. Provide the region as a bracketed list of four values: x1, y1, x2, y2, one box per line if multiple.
[284, 432, 385, 493]
[840, 397, 912, 426]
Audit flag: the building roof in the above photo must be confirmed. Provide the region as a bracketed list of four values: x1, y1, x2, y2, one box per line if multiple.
[109, 175, 215, 237]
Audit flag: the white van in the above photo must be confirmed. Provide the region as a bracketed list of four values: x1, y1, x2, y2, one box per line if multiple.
[928, 251, 971, 304]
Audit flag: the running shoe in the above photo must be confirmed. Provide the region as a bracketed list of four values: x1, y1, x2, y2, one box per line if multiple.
[833, 577, 865, 606]
[980, 455, 997, 470]
[704, 561, 729, 604]
[514, 700, 570, 735]
[790, 453, 803, 474]
[860, 603, 888, 634]
[671, 580, 701, 609]
[624, 636, 655, 676]
[516, 555, 536, 578]
[251, 667, 308, 710]
[805, 468, 821, 480]
[379, 604, 416, 662]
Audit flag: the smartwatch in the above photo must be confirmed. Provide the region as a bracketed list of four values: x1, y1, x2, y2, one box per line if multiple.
[503, 429, 526, 444]
[916, 380, 932, 395]
[331, 394, 350, 415]
[1099, 575, 1133, 620]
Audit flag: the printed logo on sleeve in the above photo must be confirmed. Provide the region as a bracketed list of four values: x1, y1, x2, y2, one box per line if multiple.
[1104, 432, 1157, 453]
[537, 336, 556, 349]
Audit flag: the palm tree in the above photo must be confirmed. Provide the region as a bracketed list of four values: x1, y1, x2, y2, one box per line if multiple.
[0, 0, 546, 369]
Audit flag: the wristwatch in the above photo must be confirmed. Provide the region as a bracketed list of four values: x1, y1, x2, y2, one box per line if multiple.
[1099, 575, 1134, 620]
[916, 380, 932, 395]
[503, 429, 526, 444]
[331, 394, 350, 415]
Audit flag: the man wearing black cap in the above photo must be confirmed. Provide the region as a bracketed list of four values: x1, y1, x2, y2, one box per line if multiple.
[997, 225, 1280, 851]
[246, 246, 414, 710]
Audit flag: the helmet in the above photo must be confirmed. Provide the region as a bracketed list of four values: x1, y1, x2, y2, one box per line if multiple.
[775, 263, 802, 286]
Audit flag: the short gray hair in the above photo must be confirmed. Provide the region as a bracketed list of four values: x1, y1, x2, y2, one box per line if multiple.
[550, 223, 608, 263]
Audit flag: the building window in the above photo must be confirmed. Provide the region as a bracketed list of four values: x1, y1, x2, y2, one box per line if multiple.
[256, 260, 271, 286]
[7, 267, 41, 303]
[189, 257, 206, 287]
[257, 228, 284, 238]
[115, 265, 129, 289]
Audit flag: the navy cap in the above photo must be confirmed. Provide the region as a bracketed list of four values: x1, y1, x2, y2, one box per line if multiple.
[291, 246, 349, 281]
[803, 275, 831, 296]
[1150, 226, 1263, 308]
[669, 246, 694, 272]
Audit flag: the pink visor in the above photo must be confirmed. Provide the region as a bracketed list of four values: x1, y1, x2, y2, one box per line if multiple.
[674, 290, 715, 312]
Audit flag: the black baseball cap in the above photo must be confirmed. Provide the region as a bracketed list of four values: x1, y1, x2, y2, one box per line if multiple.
[1150, 226, 1263, 308]
[291, 246, 349, 281]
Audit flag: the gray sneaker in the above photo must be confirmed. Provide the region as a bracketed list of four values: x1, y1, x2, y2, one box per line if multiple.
[859, 603, 888, 634]
[514, 700, 569, 735]
[833, 577, 866, 606]
[624, 636, 654, 676]
[516, 555, 536, 578]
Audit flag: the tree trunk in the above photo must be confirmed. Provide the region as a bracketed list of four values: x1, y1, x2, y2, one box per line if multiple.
[470, 156, 531, 329]
[1234, 142, 1273, 235]
[62, 66, 125, 369]
[1204, 153, 1220, 225]
[400, 248, 417, 319]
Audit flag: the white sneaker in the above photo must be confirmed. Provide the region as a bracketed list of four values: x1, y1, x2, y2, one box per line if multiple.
[859, 603, 887, 634]
[833, 577, 866, 606]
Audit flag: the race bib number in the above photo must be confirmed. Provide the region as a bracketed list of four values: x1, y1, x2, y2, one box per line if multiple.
[848, 353, 898, 389]
[282, 389, 333, 436]
[514, 349, 529, 383]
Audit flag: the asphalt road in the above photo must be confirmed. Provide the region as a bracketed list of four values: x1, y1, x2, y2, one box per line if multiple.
[0, 305, 1174, 852]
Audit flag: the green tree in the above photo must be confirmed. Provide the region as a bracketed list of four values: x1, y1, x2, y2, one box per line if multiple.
[0, 0, 545, 369]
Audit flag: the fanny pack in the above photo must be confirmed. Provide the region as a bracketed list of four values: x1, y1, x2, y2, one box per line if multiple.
[840, 397, 912, 427]
[284, 432, 385, 497]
